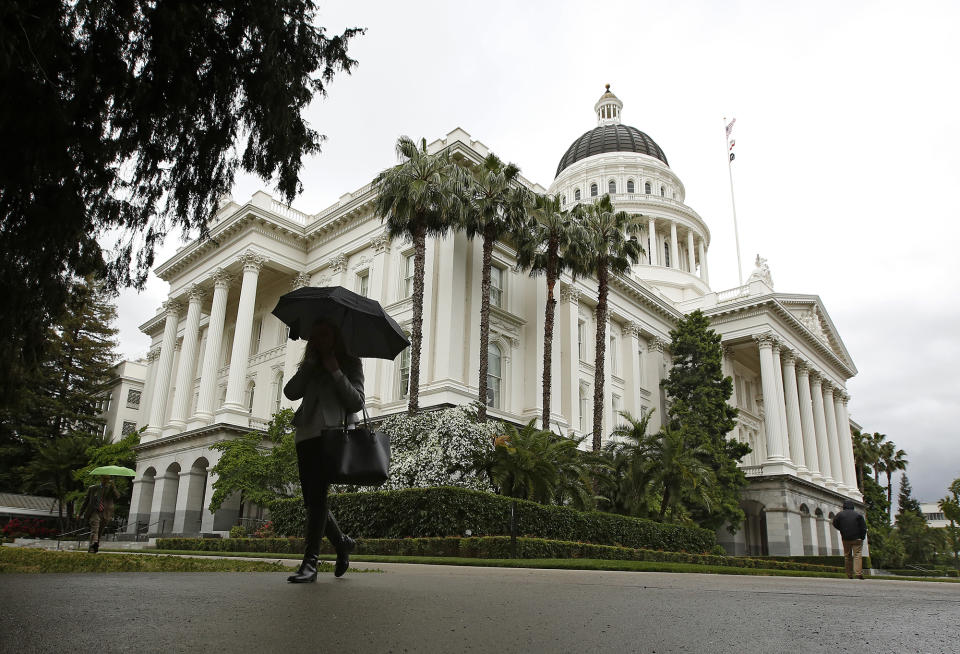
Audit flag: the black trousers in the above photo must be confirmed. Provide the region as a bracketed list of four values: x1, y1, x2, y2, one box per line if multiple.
[296, 437, 347, 556]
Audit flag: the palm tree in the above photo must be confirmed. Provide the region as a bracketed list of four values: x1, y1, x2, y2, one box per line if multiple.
[603, 408, 657, 517]
[570, 194, 643, 450]
[458, 153, 530, 421]
[488, 420, 562, 502]
[374, 136, 462, 414]
[644, 425, 713, 521]
[869, 432, 887, 483]
[850, 428, 881, 491]
[514, 193, 583, 430]
[879, 440, 908, 517]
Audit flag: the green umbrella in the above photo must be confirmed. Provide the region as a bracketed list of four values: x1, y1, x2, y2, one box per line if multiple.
[89, 465, 136, 477]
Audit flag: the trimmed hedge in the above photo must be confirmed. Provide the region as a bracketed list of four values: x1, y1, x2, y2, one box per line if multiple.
[764, 554, 873, 569]
[154, 535, 840, 573]
[884, 568, 959, 578]
[268, 486, 716, 553]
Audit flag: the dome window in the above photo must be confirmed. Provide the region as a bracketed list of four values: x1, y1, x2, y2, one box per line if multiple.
[644, 182, 651, 194]
[608, 180, 616, 194]
[664, 242, 671, 267]
[561, 194, 566, 205]
[660, 185, 665, 197]
[627, 179, 635, 193]
[574, 188, 581, 201]
[590, 183, 598, 197]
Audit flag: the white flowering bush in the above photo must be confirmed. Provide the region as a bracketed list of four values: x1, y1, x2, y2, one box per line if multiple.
[378, 407, 502, 492]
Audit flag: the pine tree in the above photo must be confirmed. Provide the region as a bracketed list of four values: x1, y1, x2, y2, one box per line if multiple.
[661, 309, 749, 531]
[897, 473, 922, 518]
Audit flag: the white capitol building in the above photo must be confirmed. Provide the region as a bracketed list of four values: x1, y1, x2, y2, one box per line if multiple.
[116, 87, 862, 557]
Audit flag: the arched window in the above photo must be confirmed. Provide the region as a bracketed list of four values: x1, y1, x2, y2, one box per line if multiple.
[590, 183, 598, 197]
[561, 194, 566, 205]
[487, 343, 502, 408]
[579, 386, 589, 432]
[246, 380, 256, 414]
[399, 339, 411, 398]
[664, 242, 671, 268]
[660, 185, 665, 197]
[627, 179, 635, 193]
[574, 188, 581, 201]
[273, 372, 283, 414]
[608, 180, 616, 194]
[644, 181, 651, 194]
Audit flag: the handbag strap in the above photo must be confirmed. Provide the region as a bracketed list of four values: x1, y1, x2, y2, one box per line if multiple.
[342, 406, 372, 432]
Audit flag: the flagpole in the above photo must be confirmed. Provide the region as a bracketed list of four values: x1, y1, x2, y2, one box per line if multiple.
[724, 117, 744, 286]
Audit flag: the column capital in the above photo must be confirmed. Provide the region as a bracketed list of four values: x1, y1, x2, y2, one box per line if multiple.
[330, 252, 348, 273]
[624, 321, 643, 338]
[648, 337, 667, 353]
[780, 348, 797, 365]
[753, 332, 777, 349]
[371, 232, 390, 254]
[722, 344, 737, 360]
[795, 359, 812, 376]
[822, 379, 835, 394]
[186, 284, 206, 304]
[840, 392, 850, 406]
[809, 370, 823, 385]
[211, 267, 234, 289]
[238, 250, 266, 274]
[559, 285, 581, 305]
[147, 346, 162, 362]
[162, 300, 182, 318]
[290, 272, 312, 290]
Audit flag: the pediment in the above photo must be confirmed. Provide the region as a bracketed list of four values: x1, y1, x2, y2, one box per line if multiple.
[777, 296, 854, 370]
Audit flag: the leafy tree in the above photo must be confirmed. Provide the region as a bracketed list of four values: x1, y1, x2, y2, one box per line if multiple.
[879, 440, 908, 517]
[938, 477, 960, 571]
[569, 195, 643, 449]
[19, 434, 96, 530]
[661, 309, 748, 531]
[208, 409, 299, 512]
[374, 137, 462, 414]
[70, 429, 142, 522]
[0, 1, 363, 408]
[458, 153, 530, 421]
[514, 193, 583, 429]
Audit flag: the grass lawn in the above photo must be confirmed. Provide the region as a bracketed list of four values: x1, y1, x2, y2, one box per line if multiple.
[0, 546, 292, 573]
[133, 549, 960, 582]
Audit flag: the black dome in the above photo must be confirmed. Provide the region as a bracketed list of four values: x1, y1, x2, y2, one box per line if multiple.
[555, 124, 669, 178]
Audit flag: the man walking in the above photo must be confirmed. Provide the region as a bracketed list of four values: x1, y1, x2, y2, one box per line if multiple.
[832, 499, 868, 579]
[80, 476, 120, 553]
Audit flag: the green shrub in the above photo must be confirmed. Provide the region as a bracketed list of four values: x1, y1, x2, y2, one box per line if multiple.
[763, 554, 873, 569]
[268, 486, 716, 553]
[0, 547, 289, 573]
[228, 525, 246, 539]
[884, 568, 959, 578]
[155, 535, 839, 572]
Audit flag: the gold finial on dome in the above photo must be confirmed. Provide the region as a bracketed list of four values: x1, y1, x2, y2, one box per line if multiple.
[605, 83, 610, 91]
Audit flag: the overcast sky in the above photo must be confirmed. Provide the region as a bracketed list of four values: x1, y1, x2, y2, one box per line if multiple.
[111, 0, 960, 503]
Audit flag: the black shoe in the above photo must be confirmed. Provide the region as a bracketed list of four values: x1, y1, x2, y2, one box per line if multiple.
[88, 543, 96, 553]
[92, 542, 99, 553]
[335, 537, 356, 578]
[287, 555, 319, 583]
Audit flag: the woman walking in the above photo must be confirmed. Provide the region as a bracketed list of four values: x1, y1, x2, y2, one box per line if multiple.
[284, 321, 365, 583]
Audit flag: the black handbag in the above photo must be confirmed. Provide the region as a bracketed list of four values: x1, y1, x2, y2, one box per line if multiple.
[320, 408, 390, 485]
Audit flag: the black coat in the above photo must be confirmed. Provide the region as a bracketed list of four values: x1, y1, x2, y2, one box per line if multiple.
[832, 508, 867, 541]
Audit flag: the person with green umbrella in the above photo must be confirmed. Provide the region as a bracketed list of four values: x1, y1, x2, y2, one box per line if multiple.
[79, 470, 125, 553]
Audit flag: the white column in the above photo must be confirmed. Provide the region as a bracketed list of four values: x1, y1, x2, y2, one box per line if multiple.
[561, 286, 582, 434]
[771, 341, 791, 465]
[810, 371, 834, 485]
[754, 334, 785, 461]
[723, 345, 740, 443]
[698, 238, 709, 283]
[646, 337, 666, 433]
[822, 382, 846, 491]
[280, 272, 311, 410]
[368, 233, 392, 408]
[167, 286, 205, 432]
[218, 251, 266, 425]
[781, 350, 808, 477]
[145, 301, 181, 439]
[125, 478, 148, 534]
[669, 221, 679, 270]
[138, 347, 161, 427]
[796, 361, 821, 482]
[686, 229, 696, 273]
[647, 218, 658, 266]
[190, 269, 232, 429]
[626, 322, 643, 418]
[837, 393, 861, 498]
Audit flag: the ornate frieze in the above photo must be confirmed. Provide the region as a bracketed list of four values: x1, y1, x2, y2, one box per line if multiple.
[290, 272, 311, 290]
[371, 232, 390, 254]
[238, 250, 266, 274]
[624, 321, 642, 338]
[648, 337, 667, 353]
[330, 253, 348, 273]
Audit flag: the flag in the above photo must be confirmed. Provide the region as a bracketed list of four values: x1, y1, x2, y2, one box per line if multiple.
[729, 152, 735, 162]
[729, 139, 736, 150]
[725, 118, 736, 138]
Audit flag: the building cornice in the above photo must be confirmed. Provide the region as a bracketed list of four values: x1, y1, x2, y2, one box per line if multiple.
[133, 422, 260, 452]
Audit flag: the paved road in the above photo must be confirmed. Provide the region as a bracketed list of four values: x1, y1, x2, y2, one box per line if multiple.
[2, 561, 958, 653]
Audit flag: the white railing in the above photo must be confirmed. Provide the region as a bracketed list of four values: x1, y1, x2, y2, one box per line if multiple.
[270, 200, 311, 225]
[717, 285, 751, 303]
[740, 464, 766, 476]
[249, 418, 269, 431]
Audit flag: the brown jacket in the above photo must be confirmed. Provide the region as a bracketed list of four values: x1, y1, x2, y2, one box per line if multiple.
[80, 483, 120, 520]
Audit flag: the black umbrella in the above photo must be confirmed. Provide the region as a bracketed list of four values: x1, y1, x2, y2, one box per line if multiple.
[272, 286, 409, 360]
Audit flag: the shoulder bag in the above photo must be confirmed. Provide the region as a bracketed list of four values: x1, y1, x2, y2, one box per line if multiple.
[320, 408, 391, 486]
